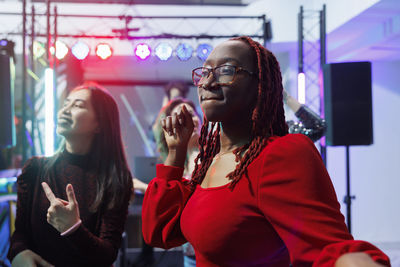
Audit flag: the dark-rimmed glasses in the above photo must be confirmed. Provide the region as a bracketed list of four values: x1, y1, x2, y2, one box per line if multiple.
[192, 65, 255, 86]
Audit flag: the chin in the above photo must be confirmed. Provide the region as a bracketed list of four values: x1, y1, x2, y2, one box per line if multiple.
[56, 126, 71, 138]
[203, 109, 226, 123]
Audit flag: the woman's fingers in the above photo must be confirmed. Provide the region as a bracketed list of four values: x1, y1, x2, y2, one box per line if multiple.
[164, 116, 173, 136]
[181, 105, 194, 129]
[163, 114, 183, 136]
[66, 184, 78, 208]
[171, 113, 178, 135]
[41, 182, 57, 205]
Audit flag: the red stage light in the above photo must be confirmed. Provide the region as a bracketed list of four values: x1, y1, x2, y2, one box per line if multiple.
[95, 43, 113, 60]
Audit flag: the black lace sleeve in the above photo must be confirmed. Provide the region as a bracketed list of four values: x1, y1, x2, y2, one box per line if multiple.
[287, 105, 327, 142]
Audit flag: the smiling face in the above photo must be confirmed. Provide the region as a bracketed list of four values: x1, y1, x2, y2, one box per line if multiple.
[197, 40, 258, 123]
[57, 89, 99, 139]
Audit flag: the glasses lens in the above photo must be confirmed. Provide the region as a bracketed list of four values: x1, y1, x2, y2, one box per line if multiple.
[215, 65, 235, 84]
[192, 68, 207, 86]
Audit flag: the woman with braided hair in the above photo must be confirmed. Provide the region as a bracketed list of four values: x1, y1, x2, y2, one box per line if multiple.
[141, 37, 390, 267]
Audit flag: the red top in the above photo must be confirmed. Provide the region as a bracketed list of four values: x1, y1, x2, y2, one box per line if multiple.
[142, 134, 390, 267]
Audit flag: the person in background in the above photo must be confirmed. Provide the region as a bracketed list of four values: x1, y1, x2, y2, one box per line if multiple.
[162, 81, 190, 107]
[141, 36, 390, 267]
[284, 88, 326, 142]
[8, 83, 133, 267]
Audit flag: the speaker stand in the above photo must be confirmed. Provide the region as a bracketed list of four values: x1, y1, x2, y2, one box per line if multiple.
[344, 145, 356, 234]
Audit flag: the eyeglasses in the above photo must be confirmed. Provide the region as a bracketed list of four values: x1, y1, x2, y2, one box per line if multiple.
[192, 65, 255, 86]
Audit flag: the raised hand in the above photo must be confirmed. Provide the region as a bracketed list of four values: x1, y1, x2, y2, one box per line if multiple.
[161, 104, 195, 151]
[41, 182, 80, 233]
[11, 249, 54, 267]
[161, 104, 195, 168]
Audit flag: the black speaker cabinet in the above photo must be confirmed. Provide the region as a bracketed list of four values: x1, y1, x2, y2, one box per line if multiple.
[0, 54, 16, 148]
[323, 62, 373, 146]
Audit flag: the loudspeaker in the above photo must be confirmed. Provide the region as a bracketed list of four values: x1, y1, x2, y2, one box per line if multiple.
[323, 62, 373, 146]
[0, 54, 16, 148]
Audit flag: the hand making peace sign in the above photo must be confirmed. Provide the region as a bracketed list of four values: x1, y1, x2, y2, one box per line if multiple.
[41, 182, 81, 233]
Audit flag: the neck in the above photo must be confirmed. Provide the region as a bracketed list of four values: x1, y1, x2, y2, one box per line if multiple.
[65, 135, 94, 155]
[219, 117, 252, 153]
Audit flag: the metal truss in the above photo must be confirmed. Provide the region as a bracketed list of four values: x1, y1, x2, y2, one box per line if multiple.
[298, 4, 326, 164]
[1, 2, 268, 161]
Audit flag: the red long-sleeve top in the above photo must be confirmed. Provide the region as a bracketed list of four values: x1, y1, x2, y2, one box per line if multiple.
[142, 134, 390, 267]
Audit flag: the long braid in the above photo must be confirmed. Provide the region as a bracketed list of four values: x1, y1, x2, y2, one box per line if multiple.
[191, 36, 288, 189]
[191, 119, 220, 188]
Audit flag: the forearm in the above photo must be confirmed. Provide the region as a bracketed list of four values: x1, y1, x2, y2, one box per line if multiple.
[64, 224, 119, 265]
[285, 93, 302, 113]
[142, 164, 191, 248]
[63, 191, 131, 265]
[164, 147, 188, 168]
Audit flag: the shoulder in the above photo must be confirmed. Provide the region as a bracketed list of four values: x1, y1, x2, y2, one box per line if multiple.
[258, 134, 319, 161]
[17, 156, 48, 185]
[252, 134, 326, 186]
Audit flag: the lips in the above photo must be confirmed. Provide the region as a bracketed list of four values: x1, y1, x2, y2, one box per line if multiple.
[200, 95, 224, 101]
[58, 117, 72, 124]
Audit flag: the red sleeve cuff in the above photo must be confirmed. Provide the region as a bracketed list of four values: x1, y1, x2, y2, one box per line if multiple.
[314, 240, 391, 266]
[156, 164, 184, 181]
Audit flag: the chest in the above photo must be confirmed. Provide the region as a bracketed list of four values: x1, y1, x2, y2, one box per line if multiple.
[201, 153, 238, 188]
[180, 180, 287, 264]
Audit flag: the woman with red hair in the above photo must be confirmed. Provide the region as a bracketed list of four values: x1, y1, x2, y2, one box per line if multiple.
[142, 37, 390, 267]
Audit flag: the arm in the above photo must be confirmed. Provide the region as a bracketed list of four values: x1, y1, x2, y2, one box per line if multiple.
[142, 164, 192, 249]
[284, 89, 326, 142]
[142, 104, 194, 249]
[8, 158, 37, 261]
[62, 178, 133, 266]
[257, 134, 390, 266]
[133, 178, 148, 193]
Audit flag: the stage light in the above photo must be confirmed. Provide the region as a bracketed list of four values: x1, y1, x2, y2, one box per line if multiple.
[71, 41, 90, 60]
[0, 39, 16, 59]
[297, 72, 306, 104]
[44, 68, 55, 156]
[95, 43, 113, 60]
[176, 43, 193, 61]
[197, 43, 212, 61]
[49, 40, 69, 60]
[135, 43, 151, 60]
[33, 41, 46, 59]
[0, 39, 8, 46]
[155, 42, 173, 61]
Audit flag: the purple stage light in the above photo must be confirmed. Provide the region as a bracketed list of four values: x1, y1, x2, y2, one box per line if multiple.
[197, 43, 212, 61]
[135, 43, 151, 60]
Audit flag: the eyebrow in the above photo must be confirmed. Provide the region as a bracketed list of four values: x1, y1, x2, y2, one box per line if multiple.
[64, 98, 87, 104]
[204, 57, 241, 67]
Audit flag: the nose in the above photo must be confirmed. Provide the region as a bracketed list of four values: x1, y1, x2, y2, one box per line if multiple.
[200, 71, 218, 90]
[60, 103, 72, 115]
